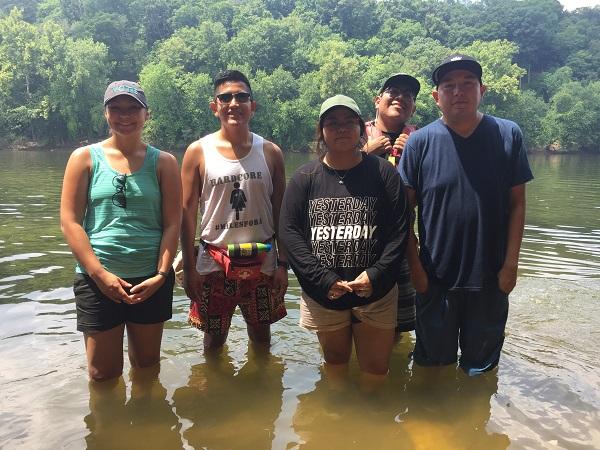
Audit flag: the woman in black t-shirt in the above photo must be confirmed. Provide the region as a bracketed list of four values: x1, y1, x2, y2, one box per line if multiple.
[280, 95, 409, 380]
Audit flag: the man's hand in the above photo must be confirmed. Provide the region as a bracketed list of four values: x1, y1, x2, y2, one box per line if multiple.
[365, 135, 392, 156]
[272, 265, 288, 298]
[410, 264, 429, 294]
[347, 271, 373, 298]
[498, 264, 517, 294]
[392, 133, 410, 156]
[183, 268, 206, 302]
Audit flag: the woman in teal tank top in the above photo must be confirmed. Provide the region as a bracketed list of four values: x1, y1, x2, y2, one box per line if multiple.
[60, 80, 182, 382]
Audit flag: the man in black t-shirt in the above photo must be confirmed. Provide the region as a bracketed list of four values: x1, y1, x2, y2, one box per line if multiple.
[400, 55, 533, 375]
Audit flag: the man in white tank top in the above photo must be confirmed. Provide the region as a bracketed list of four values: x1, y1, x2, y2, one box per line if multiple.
[180, 70, 288, 352]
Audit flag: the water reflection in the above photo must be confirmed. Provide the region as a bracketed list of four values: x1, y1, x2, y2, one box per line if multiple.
[402, 367, 509, 450]
[173, 346, 284, 449]
[85, 367, 183, 450]
[292, 336, 509, 450]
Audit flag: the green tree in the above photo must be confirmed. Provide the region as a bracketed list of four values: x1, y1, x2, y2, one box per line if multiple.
[129, 0, 176, 47]
[300, 39, 363, 104]
[500, 89, 547, 149]
[140, 62, 213, 150]
[0, 0, 41, 22]
[47, 36, 110, 140]
[566, 42, 600, 83]
[152, 21, 227, 76]
[361, 19, 427, 57]
[462, 40, 526, 104]
[541, 81, 600, 152]
[475, 0, 564, 73]
[70, 12, 143, 80]
[295, 0, 381, 39]
[0, 8, 110, 143]
[264, 0, 296, 18]
[226, 17, 295, 74]
[251, 67, 305, 149]
[170, 0, 237, 36]
[531, 66, 574, 101]
[556, 6, 600, 81]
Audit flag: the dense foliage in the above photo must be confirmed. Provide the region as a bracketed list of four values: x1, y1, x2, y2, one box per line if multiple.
[0, 0, 598, 151]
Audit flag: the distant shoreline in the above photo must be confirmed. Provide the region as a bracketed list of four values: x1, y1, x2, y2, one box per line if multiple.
[2, 139, 598, 154]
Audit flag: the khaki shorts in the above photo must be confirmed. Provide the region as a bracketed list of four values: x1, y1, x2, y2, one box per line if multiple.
[299, 285, 398, 333]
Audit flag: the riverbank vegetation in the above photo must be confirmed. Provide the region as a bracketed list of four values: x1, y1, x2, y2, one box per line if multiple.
[1, 0, 599, 152]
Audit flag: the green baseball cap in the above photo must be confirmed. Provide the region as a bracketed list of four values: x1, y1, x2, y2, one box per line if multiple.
[319, 95, 362, 120]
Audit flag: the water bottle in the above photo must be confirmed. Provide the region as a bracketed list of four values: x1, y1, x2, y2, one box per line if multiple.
[227, 242, 272, 257]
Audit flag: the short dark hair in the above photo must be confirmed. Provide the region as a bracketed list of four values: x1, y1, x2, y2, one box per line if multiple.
[213, 70, 252, 96]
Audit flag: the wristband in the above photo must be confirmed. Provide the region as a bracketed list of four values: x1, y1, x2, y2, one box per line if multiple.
[157, 270, 169, 278]
[277, 260, 289, 270]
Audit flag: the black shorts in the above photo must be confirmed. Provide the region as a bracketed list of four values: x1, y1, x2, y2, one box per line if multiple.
[74, 269, 174, 333]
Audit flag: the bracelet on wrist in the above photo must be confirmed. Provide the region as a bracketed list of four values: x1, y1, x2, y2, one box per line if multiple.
[157, 270, 169, 278]
[277, 259, 289, 270]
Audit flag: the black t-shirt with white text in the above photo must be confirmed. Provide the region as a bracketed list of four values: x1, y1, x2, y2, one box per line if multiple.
[280, 153, 409, 309]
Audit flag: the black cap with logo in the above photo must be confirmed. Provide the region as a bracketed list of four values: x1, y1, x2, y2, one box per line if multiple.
[379, 73, 420, 97]
[432, 54, 483, 86]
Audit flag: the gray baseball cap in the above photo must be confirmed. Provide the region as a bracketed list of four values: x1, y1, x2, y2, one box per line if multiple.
[103, 80, 148, 108]
[319, 95, 362, 120]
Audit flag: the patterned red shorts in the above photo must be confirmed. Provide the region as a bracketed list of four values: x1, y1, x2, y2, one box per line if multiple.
[189, 271, 287, 335]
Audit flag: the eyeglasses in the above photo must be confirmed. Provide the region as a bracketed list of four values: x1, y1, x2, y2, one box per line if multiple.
[215, 92, 252, 103]
[112, 174, 127, 208]
[384, 88, 415, 101]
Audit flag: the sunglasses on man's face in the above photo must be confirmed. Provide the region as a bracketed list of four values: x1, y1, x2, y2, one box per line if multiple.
[215, 92, 252, 104]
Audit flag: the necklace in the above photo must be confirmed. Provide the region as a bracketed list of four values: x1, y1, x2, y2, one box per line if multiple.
[324, 153, 361, 185]
[331, 167, 350, 184]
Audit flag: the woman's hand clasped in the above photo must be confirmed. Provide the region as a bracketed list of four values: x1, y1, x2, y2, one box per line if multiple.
[327, 280, 353, 300]
[90, 269, 133, 303]
[347, 271, 373, 298]
[327, 271, 373, 300]
[128, 274, 166, 304]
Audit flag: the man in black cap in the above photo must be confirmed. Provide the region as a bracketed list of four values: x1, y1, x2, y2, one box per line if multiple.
[364, 73, 420, 165]
[364, 73, 420, 336]
[399, 55, 533, 375]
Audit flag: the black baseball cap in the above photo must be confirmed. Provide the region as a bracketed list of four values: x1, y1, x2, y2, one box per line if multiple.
[379, 73, 420, 97]
[103, 80, 148, 108]
[432, 54, 483, 86]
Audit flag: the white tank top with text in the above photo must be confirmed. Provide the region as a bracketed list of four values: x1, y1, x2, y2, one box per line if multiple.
[196, 132, 276, 275]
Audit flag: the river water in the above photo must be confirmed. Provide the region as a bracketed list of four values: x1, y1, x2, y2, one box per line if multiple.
[0, 151, 598, 450]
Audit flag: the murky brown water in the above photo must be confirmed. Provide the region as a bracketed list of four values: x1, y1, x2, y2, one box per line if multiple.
[1, 151, 599, 449]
